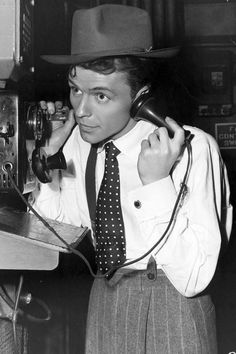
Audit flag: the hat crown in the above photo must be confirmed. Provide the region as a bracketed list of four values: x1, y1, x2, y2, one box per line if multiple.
[41, 4, 179, 64]
[71, 5, 153, 55]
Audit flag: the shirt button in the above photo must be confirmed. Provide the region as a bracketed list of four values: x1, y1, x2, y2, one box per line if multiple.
[147, 272, 155, 280]
[134, 200, 141, 209]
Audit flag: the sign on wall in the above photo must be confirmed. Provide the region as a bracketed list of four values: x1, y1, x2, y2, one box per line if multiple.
[215, 123, 236, 149]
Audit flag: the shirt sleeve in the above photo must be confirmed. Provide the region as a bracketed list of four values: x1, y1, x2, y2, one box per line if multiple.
[29, 170, 63, 220]
[128, 132, 233, 297]
[29, 127, 86, 227]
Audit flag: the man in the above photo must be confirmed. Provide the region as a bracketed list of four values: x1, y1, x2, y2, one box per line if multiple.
[31, 4, 232, 353]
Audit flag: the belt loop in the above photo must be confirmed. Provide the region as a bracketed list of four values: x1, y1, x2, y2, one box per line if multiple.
[146, 256, 157, 281]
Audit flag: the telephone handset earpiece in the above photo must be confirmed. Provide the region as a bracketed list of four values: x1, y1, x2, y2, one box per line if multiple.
[130, 91, 191, 140]
[32, 147, 67, 183]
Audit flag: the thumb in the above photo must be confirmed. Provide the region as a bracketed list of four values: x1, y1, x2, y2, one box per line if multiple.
[63, 109, 75, 133]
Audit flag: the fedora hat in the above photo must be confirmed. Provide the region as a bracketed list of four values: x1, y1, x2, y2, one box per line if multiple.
[42, 4, 179, 64]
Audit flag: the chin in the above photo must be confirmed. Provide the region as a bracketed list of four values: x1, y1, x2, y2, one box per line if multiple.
[80, 132, 103, 145]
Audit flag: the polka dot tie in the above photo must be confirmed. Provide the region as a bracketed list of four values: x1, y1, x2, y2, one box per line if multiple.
[95, 142, 126, 274]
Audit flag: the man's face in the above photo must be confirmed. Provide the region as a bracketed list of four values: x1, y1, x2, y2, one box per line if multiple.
[69, 66, 136, 144]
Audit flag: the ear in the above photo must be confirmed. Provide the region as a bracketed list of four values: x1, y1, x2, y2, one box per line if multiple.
[134, 85, 150, 101]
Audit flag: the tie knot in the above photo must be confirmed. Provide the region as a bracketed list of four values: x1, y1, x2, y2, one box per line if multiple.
[105, 142, 120, 159]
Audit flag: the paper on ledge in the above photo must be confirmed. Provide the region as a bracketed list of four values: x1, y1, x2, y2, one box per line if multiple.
[0, 207, 89, 253]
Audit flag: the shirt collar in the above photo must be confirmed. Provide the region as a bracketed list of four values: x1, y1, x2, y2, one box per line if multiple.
[97, 120, 155, 160]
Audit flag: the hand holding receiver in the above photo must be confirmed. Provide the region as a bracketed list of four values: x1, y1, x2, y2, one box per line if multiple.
[138, 117, 185, 185]
[31, 101, 75, 183]
[39, 101, 75, 156]
[130, 91, 191, 141]
[130, 90, 192, 185]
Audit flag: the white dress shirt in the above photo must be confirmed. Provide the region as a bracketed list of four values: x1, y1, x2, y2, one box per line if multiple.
[31, 120, 232, 297]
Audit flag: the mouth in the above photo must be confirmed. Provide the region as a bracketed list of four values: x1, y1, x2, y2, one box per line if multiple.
[79, 123, 98, 132]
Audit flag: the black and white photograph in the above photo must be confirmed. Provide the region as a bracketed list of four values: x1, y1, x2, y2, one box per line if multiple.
[0, 0, 236, 353]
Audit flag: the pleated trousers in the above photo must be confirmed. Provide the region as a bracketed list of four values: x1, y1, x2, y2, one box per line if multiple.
[85, 259, 217, 354]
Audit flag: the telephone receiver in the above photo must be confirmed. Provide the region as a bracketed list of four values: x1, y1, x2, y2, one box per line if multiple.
[130, 91, 191, 140]
[32, 147, 67, 183]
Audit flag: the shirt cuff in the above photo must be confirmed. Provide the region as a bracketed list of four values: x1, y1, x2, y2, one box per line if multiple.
[128, 176, 177, 222]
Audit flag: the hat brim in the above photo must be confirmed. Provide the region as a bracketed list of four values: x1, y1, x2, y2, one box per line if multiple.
[41, 47, 180, 64]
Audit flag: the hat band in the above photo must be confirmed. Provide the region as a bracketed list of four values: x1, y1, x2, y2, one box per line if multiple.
[71, 47, 153, 56]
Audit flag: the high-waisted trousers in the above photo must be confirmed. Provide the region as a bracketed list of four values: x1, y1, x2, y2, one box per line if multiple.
[85, 259, 217, 354]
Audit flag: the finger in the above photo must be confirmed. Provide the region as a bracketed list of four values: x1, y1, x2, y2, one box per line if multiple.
[55, 101, 63, 110]
[165, 117, 185, 143]
[140, 139, 150, 152]
[165, 117, 180, 131]
[148, 128, 169, 146]
[39, 100, 47, 110]
[47, 102, 56, 115]
[153, 128, 160, 137]
[64, 109, 75, 129]
[51, 109, 74, 132]
[148, 131, 159, 146]
[51, 121, 64, 131]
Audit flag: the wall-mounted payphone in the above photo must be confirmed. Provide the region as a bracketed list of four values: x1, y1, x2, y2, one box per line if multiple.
[0, 0, 35, 195]
[0, 0, 67, 198]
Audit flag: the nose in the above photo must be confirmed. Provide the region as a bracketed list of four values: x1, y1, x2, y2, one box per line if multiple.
[74, 94, 91, 119]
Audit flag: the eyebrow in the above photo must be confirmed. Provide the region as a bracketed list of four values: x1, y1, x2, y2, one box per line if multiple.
[68, 78, 114, 94]
[89, 86, 114, 94]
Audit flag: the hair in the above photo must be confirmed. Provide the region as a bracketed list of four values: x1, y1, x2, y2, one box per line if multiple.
[68, 56, 158, 99]
[67, 55, 196, 123]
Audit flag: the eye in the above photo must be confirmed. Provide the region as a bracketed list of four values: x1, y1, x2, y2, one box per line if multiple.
[69, 85, 82, 96]
[96, 93, 110, 103]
